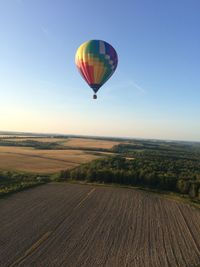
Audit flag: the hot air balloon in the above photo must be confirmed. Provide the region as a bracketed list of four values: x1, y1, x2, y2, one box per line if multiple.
[75, 40, 118, 99]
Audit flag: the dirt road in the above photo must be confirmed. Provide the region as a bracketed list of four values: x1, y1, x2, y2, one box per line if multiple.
[0, 183, 200, 267]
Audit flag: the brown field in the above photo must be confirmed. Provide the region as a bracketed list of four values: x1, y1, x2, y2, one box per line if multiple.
[0, 135, 40, 138]
[63, 138, 120, 149]
[0, 137, 118, 173]
[0, 146, 101, 173]
[1, 183, 200, 267]
[3, 137, 120, 149]
[3, 137, 65, 142]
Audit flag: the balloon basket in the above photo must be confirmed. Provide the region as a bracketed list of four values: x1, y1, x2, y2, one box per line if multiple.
[93, 94, 97, 99]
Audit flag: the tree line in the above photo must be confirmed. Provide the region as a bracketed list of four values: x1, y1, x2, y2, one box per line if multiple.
[60, 155, 200, 201]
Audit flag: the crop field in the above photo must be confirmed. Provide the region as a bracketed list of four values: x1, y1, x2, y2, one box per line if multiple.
[3, 137, 68, 142]
[0, 137, 118, 173]
[0, 146, 100, 173]
[1, 183, 200, 267]
[63, 138, 120, 149]
[2, 137, 120, 149]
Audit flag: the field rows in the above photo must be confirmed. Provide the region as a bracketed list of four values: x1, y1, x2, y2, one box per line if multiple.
[0, 184, 200, 266]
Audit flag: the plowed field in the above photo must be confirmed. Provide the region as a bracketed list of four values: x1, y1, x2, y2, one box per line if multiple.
[0, 183, 200, 267]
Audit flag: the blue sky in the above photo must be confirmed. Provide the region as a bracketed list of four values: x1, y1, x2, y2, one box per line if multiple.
[0, 0, 199, 141]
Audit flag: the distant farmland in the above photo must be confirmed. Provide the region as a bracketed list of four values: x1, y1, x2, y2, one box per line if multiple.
[0, 137, 119, 173]
[0, 146, 100, 173]
[2, 137, 120, 149]
[64, 138, 120, 149]
[1, 183, 200, 267]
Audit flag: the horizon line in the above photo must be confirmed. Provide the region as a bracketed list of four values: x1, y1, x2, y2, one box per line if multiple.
[0, 130, 199, 144]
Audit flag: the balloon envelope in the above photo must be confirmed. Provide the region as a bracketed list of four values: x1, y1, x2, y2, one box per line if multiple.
[75, 40, 118, 93]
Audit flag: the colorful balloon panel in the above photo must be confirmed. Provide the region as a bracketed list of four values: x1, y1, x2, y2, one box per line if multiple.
[75, 40, 118, 93]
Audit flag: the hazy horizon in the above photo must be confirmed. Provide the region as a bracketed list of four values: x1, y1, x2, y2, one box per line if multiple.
[1, 129, 200, 143]
[0, 0, 199, 141]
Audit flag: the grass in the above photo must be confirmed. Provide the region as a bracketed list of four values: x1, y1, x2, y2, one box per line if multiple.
[0, 181, 47, 198]
[0, 170, 50, 198]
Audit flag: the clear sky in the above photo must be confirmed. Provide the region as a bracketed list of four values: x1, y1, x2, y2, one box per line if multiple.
[0, 0, 199, 141]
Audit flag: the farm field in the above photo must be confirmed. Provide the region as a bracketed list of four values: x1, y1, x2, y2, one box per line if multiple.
[63, 138, 120, 148]
[0, 146, 101, 173]
[0, 183, 200, 267]
[2, 137, 120, 149]
[0, 137, 118, 173]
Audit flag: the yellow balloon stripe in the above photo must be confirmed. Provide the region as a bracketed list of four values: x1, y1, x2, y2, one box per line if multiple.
[96, 64, 107, 84]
